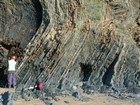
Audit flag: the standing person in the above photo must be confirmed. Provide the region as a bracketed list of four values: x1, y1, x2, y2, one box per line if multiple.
[7, 56, 17, 88]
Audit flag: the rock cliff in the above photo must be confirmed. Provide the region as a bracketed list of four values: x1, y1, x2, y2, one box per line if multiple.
[0, 0, 139, 98]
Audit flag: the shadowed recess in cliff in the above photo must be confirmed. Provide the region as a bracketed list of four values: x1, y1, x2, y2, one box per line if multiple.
[0, 66, 7, 88]
[102, 55, 119, 86]
[31, 0, 42, 29]
[80, 63, 92, 81]
[0, 0, 43, 49]
[135, 71, 140, 87]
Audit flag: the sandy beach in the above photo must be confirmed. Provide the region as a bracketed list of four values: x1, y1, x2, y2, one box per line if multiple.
[0, 88, 139, 105]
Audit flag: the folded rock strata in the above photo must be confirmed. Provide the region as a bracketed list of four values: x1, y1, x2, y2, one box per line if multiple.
[0, 0, 139, 97]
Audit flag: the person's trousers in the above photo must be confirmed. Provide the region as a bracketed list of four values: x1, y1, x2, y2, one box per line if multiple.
[8, 73, 16, 88]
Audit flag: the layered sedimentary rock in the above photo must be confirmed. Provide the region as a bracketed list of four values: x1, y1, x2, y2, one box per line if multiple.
[0, 0, 139, 97]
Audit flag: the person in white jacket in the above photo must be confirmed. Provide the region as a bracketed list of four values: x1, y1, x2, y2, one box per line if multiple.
[7, 56, 17, 88]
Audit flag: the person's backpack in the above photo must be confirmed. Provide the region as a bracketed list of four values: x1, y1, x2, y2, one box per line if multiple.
[37, 82, 44, 90]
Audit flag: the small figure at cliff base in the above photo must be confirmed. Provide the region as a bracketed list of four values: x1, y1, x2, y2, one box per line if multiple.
[37, 81, 44, 90]
[7, 55, 17, 88]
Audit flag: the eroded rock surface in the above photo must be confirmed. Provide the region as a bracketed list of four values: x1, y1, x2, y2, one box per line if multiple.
[0, 0, 139, 102]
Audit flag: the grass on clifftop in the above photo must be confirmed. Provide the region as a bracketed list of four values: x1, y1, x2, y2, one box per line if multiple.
[83, 0, 103, 21]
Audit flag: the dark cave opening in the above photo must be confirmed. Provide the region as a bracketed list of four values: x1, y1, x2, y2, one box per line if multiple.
[135, 71, 140, 87]
[0, 0, 43, 49]
[102, 55, 119, 86]
[0, 66, 7, 88]
[32, 0, 43, 29]
[80, 63, 92, 81]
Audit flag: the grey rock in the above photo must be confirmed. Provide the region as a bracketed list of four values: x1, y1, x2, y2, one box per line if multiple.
[81, 97, 90, 102]
[64, 101, 69, 104]
[72, 92, 82, 99]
